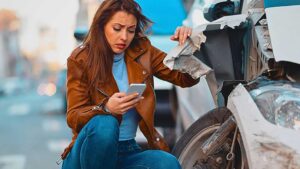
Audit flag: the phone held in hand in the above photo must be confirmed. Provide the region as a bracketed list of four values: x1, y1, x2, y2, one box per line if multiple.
[126, 83, 146, 97]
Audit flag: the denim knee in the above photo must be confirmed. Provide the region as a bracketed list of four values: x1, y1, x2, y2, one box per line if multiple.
[84, 115, 119, 144]
[62, 115, 119, 169]
[151, 151, 181, 169]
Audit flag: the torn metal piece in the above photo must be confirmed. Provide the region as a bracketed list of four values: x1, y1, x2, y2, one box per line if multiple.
[163, 33, 206, 79]
[164, 14, 247, 79]
[212, 14, 248, 29]
[247, 0, 264, 9]
[263, 30, 269, 37]
[259, 18, 268, 26]
[173, 55, 212, 79]
[263, 41, 273, 51]
[189, 30, 207, 50]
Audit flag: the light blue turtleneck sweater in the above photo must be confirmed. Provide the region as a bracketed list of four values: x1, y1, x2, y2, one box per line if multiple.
[112, 53, 139, 141]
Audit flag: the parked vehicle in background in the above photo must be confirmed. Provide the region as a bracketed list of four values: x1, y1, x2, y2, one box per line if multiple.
[170, 0, 300, 168]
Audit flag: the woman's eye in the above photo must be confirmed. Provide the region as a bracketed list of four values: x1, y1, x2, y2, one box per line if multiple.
[113, 27, 121, 31]
[128, 29, 135, 33]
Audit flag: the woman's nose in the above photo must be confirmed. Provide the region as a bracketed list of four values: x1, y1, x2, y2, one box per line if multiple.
[120, 31, 128, 41]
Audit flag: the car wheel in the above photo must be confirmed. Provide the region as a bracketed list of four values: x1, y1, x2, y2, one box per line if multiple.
[172, 107, 248, 169]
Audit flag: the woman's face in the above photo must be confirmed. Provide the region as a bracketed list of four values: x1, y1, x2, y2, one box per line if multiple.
[104, 11, 137, 54]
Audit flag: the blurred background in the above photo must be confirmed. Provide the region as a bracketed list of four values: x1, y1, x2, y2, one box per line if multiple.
[0, 0, 195, 168]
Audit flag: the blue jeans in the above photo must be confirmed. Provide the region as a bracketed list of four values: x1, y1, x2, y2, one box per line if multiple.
[62, 115, 181, 169]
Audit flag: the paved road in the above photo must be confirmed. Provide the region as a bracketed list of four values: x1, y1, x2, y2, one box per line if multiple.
[0, 90, 71, 169]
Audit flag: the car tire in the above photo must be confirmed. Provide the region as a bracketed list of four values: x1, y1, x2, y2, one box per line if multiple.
[172, 107, 248, 169]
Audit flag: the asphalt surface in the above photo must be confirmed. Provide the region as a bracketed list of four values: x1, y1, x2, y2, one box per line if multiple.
[0, 89, 71, 169]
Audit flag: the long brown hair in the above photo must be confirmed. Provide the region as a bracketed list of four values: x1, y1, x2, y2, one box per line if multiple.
[83, 0, 152, 90]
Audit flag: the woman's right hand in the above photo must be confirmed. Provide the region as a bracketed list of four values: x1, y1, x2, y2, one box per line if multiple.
[104, 92, 144, 115]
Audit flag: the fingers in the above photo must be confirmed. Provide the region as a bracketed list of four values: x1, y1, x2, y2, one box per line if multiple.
[121, 93, 139, 102]
[112, 92, 126, 98]
[107, 92, 143, 115]
[122, 103, 139, 112]
[119, 97, 144, 112]
[112, 92, 137, 104]
[179, 26, 192, 45]
[124, 96, 143, 107]
[171, 26, 192, 45]
[171, 26, 180, 40]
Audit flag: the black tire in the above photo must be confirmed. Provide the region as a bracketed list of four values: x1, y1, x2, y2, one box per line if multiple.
[173, 107, 231, 156]
[172, 107, 247, 169]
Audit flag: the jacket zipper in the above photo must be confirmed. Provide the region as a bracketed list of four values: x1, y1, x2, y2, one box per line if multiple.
[96, 87, 109, 97]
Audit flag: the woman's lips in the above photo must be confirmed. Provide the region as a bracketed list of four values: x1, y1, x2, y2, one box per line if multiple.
[115, 44, 126, 50]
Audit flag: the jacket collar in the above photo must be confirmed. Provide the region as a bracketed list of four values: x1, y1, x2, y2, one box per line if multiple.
[125, 36, 149, 60]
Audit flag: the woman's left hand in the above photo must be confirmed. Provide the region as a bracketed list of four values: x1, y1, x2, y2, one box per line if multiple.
[170, 26, 192, 46]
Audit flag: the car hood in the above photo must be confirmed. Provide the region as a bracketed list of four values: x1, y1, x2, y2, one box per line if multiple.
[265, 2, 300, 64]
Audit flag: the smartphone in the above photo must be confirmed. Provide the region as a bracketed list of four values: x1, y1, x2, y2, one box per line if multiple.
[126, 83, 146, 97]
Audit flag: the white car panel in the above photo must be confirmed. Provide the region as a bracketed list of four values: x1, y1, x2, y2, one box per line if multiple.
[176, 76, 216, 129]
[266, 5, 300, 64]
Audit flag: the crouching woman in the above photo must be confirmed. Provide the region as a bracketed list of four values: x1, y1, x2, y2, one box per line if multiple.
[61, 0, 199, 168]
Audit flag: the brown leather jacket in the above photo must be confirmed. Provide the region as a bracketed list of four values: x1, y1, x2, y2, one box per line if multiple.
[61, 36, 199, 159]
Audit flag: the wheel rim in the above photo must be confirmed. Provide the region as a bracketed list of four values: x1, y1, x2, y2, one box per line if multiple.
[179, 125, 219, 168]
[178, 124, 246, 169]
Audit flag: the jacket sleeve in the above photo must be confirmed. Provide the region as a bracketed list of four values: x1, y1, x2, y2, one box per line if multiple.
[150, 46, 200, 87]
[66, 58, 109, 133]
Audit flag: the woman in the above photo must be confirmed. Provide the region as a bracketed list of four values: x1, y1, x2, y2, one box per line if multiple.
[61, 0, 199, 168]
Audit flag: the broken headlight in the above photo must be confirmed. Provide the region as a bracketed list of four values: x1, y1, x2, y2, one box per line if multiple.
[250, 83, 300, 130]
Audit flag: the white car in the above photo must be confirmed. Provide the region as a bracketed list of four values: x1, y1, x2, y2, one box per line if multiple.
[170, 0, 300, 168]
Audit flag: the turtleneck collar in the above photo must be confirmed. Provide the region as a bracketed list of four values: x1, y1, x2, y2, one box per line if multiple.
[114, 52, 125, 62]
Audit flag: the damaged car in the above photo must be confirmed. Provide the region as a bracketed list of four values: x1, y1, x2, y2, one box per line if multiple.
[166, 0, 300, 168]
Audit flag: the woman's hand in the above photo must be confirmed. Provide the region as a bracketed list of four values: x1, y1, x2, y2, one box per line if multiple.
[170, 26, 192, 45]
[104, 92, 144, 115]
